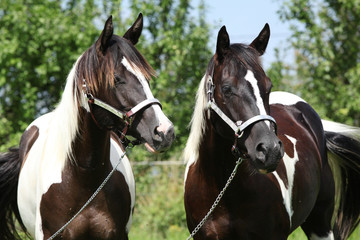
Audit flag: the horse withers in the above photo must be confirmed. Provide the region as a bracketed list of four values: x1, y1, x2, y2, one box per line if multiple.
[184, 24, 360, 240]
[0, 14, 174, 239]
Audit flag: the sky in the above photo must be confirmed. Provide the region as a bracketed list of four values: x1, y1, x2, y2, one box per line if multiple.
[199, 0, 293, 69]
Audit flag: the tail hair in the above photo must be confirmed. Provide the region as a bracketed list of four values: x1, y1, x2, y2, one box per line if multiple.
[0, 147, 28, 239]
[323, 120, 360, 239]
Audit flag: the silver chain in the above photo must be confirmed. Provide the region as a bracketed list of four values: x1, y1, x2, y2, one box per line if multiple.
[186, 157, 243, 240]
[47, 146, 131, 240]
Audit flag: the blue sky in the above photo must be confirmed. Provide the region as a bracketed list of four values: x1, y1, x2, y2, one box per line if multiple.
[200, 0, 293, 69]
[121, 0, 294, 70]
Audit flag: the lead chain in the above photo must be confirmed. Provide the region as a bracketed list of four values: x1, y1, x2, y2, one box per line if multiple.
[186, 157, 243, 240]
[47, 145, 131, 240]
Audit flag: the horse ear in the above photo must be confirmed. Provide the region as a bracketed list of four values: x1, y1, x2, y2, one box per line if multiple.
[216, 26, 230, 63]
[96, 16, 114, 55]
[250, 23, 270, 56]
[123, 13, 143, 45]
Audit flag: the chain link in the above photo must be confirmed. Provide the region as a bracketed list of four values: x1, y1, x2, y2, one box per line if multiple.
[47, 146, 131, 240]
[186, 157, 243, 240]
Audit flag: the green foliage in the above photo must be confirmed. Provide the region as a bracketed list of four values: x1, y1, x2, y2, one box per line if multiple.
[0, 0, 102, 151]
[0, 0, 212, 157]
[266, 48, 299, 94]
[274, 0, 360, 125]
[127, 0, 212, 161]
[130, 164, 187, 239]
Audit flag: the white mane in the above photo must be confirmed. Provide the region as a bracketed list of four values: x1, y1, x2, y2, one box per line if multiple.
[183, 74, 208, 165]
[46, 55, 85, 166]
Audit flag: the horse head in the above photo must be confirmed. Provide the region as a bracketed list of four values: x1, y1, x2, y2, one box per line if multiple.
[208, 24, 284, 173]
[78, 14, 175, 153]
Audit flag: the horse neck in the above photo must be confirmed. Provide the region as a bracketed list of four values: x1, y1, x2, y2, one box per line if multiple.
[71, 108, 111, 171]
[197, 123, 250, 184]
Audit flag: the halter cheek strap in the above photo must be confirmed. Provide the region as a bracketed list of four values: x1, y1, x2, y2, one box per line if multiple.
[206, 74, 277, 155]
[82, 79, 162, 145]
[88, 96, 161, 125]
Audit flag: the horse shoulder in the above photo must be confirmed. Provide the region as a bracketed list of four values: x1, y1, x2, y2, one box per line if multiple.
[269, 91, 327, 229]
[270, 91, 325, 164]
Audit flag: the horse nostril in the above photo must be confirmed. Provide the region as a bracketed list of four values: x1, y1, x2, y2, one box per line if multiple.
[156, 123, 175, 140]
[153, 126, 164, 141]
[278, 140, 285, 157]
[256, 143, 267, 163]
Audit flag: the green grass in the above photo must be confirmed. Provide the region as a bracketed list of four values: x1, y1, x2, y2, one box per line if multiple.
[129, 225, 360, 240]
[15, 163, 360, 240]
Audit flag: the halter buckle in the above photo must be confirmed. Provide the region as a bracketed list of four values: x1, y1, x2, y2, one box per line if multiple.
[207, 76, 215, 103]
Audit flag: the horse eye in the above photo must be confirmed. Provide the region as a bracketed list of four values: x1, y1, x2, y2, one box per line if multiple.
[114, 76, 126, 85]
[222, 85, 233, 97]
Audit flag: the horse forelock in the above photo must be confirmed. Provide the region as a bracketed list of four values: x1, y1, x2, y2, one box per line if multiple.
[77, 46, 114, 96]
[228, 44, 266, 79]
[116, 36, 156, 81]
[77, 36, 155, 98]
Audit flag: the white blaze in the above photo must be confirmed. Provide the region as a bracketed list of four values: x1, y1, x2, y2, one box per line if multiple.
[244, 70, 270, 128]
[121, 57, 172, 134]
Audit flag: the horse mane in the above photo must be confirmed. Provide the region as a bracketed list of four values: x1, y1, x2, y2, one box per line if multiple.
[183, 59, 214, 165]
[44, 56, 83, 167]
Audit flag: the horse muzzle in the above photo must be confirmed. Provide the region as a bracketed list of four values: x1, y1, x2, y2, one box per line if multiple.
[253, 136, 284, 173]
[145, 121, 175, 153]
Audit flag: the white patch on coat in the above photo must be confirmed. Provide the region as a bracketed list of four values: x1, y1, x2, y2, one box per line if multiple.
[18, 57, 82, 239]
[110, 138, 135, 232]
[322, 119, 360, 138]
[309, 231, 335, 240]
[272, 134, 299, 227]
[269, 91, 306, 106]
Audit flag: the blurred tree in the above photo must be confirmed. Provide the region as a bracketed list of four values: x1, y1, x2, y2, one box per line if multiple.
[274, 0, 360, 125]
[0, 0, 212, 153]
[0, 0, 102, 150]
[127, 0, 212, 160]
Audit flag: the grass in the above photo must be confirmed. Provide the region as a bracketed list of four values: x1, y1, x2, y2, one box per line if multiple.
[129, 225, 360, 240]
[14, 163, 360, 240]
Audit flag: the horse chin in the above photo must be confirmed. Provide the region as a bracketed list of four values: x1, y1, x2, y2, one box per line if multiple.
[258, 168, 276, 174]
[258, 169, 268, 174]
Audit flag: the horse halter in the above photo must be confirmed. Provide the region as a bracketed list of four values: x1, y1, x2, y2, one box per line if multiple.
[82, 79, 162, 144]
[205, 73, 277, 155]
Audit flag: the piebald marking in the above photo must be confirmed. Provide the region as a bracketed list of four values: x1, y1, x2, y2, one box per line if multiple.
[272, 134, 299, 227]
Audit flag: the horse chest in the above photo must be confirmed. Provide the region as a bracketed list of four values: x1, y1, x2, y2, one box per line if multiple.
[59, 208, 121, 239]
[199, 201, 289, 240]
[185, 171, 289, 239]
[39, 171, 132, 239]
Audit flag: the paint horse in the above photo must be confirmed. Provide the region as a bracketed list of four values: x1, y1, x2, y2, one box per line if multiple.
[184, 24, 360, 240]
[0, 14, 175, 239]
